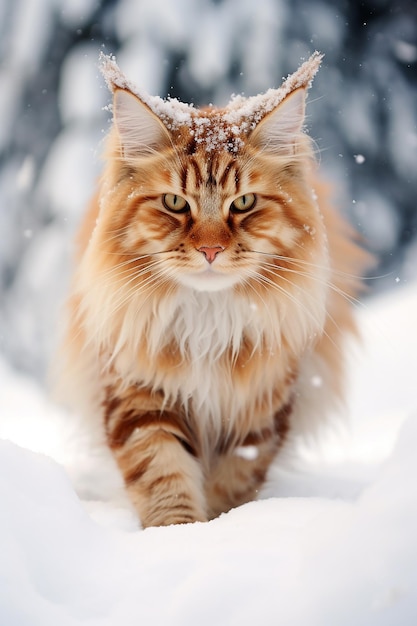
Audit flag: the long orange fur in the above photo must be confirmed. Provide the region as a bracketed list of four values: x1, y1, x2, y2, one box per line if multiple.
[58, 54, 371, 527]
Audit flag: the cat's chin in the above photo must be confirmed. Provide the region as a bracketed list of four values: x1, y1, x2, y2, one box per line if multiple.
[177, 269, 241, 292]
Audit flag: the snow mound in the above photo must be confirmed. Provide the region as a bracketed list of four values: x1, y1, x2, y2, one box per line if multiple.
[0, 284, 417, 625]
[0, 415, 416, 625]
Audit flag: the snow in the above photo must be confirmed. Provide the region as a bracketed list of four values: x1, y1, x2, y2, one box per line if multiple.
[1, 1, 417, 620]
[101, 51, 322, 152]
[100, 52, 194, 128]
[1, 284, 417, 625]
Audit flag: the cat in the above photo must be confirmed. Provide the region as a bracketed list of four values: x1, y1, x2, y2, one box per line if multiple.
[59, 52, 370, 527]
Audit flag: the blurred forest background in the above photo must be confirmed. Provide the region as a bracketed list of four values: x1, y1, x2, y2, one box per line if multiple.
[0, 0, 416, 379]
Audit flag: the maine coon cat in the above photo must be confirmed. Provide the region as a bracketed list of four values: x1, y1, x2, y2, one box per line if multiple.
[59, 52, 370, 527]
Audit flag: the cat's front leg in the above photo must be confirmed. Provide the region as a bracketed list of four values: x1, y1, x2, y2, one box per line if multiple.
[205, 401, 293, 518]
[104, 386, 207, 527]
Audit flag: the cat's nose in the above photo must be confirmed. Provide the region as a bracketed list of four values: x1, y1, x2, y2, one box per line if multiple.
[198, 246, 225, 264]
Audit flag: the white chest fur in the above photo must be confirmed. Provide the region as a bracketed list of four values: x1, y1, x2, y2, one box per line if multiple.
[148, 288, 263, 409]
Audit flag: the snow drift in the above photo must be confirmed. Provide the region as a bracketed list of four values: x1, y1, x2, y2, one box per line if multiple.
[1, 284, 417, 625]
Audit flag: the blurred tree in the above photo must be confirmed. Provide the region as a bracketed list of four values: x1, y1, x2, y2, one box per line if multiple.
[0, 0, 416, 377]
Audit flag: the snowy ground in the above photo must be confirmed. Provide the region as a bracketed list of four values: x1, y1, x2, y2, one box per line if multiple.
[0, 284, 417, 625]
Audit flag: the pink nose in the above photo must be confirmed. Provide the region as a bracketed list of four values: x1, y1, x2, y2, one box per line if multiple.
[198, 246, 225, 264]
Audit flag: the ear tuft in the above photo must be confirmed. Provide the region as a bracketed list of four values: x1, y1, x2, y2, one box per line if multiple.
[249, 88, 307, 155]
[113, 89, 171, 159]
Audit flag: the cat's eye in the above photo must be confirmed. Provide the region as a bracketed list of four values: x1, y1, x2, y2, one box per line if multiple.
[163, 193, 190, 213]
[230, 193, 257, 213]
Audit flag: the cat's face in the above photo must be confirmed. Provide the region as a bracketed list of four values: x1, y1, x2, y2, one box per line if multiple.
[90, 52, 328, 312]
[99, 85, 326, 297]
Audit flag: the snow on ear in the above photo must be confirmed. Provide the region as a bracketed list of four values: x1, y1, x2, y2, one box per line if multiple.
[113, 88, 171, 158]
[249, 88, 307, 155]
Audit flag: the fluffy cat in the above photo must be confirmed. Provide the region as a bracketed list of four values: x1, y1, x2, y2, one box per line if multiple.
[59, 52, 370, 527]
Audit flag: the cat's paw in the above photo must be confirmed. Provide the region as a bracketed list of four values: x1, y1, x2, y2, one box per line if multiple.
[141, 510, 208, 528]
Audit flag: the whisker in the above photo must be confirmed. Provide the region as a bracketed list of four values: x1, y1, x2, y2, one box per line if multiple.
[97, 257, 167, 282]
[264, 264, 348, 339]
[257, 260, 363, 310]
[93, 269, 175, 346]
[105, 265, 173, 315]
[248, 269, 322, 327]
[246, 268, 342, 354]
[241, 273, 283, 353]
[249, 249, 377, 283]
[93, 249, 178, 280]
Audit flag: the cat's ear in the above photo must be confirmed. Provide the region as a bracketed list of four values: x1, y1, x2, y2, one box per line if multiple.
[113, 88, 171, 158]
[248, 87, 307, 155]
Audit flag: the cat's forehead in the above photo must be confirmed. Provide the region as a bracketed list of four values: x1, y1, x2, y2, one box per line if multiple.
[180, 108, 248, 155]
[173, 137, 248, 196]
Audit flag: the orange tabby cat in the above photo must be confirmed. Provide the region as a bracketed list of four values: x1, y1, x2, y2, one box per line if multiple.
[59, 52, 370, 527]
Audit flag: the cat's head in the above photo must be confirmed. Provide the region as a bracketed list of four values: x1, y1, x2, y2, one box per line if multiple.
[93, 53, 327, 298]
